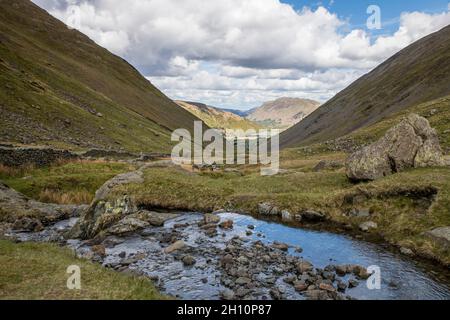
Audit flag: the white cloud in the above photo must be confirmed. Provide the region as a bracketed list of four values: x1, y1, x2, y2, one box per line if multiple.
[32, 0, 450, 109]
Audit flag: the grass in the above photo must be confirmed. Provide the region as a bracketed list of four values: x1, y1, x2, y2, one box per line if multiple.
[346, 95, 450, 151]
[0, 240, 165, 300]
[0, 1, 202, 152]
[294, 95, 450, 156]
[0, 160, 135, 204]
[110, 158, 450, 265]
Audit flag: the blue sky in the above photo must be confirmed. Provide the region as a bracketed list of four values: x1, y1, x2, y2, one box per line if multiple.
[284, 0, 450, 31]
[35, 0, 450, 110]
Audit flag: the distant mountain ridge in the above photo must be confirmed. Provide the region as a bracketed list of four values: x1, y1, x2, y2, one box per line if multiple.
[175, 101, 261, 131]
[281, 25, 450, 148]
[0, 0, 203, 152]
[246, 98, 321, 130]
[218, 108, 253, 118]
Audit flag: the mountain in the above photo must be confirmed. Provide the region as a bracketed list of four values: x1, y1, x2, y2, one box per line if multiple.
[0, 0, 202, 153]
[280, 25, 450, 148]
[247, 98, 321, 130]
[175, 101, 261, 131]
[218, 108, 253, 118]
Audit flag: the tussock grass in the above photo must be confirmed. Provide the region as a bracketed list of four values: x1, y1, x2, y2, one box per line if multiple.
[38, 189, 93, 205]
[0, 160, 135, 204]
[0, 240, 166, 300]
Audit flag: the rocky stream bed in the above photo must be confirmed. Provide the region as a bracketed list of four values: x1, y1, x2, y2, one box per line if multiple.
[6, 211, 450, 300]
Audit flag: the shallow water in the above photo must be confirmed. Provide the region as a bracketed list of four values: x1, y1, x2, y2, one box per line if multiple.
[220, 213, 450, 300]
[10, 212, 450, 300]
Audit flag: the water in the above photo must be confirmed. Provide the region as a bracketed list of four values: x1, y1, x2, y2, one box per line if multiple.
[220, 213, 450, 300]
[10, 212, 450, 300]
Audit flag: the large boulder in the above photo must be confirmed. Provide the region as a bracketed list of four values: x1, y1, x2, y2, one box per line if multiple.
[346, 114, 445, 181]
[67, 167, 145, 239]
[0, 182, 85, 226]
[425, 227, 450, 248]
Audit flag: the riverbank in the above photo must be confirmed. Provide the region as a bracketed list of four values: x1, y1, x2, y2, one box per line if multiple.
[109, 159, 450, 267]
[0, 240, 166, 299]
[4, 212, 450, 300]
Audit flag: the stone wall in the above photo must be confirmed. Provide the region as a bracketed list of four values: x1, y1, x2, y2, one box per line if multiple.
[0, 147, 78, 167]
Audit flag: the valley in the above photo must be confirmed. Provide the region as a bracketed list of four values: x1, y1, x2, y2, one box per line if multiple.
[0, 0, 449, 302]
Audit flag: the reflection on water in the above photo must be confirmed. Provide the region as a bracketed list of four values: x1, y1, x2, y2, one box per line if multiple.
[10, 212, 450, 300]
[223, 213, 450, 300]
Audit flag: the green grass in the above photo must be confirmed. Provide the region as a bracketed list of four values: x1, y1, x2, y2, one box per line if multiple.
[284, 95, 450, 156]
[0, 240, 166, 300]
[346, 95, 450, 151]
[111, 160, 450, 265]
[0, 161, 135, 204]
[0, 1, 202, 152]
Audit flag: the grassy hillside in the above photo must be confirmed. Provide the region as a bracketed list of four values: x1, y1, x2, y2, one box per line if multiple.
[176, 101, 262, 131]
[281, 25, 450, 148]
[289, 95, 450, 155]
[0, 0, 203, 152]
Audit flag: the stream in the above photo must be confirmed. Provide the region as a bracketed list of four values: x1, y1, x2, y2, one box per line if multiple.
[9, 212, 450, 300]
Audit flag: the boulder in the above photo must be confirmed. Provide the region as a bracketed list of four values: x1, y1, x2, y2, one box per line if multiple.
[296, 260, 313, 273]
[68, 195, 136, 239]
[359, 221, 378, 232]
[164, 240, 185, 253]
[107, 216, 149, 236]
[182, 255, 196, 266]
[346, 114, 445, 181]
[271, 241, 289, 252]
[203, 213, 221, 224]
[130, 210, 179, 227]
[301, 210, 326, 222]
[0, 182, 85, 228]
[12, 217, 43, 232]
[425, 227, 450, 248]
[281, 210, 293, 222]
[68, 166, 156, 239]
[219, 220, 234, 230]
[319, 283, 336, 292]
[220, 289, 235, 300]
[400, 247, 414, 256]
[258, 203, 279, 216]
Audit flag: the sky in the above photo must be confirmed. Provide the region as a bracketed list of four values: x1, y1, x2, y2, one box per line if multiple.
[33, 0, 450, 110]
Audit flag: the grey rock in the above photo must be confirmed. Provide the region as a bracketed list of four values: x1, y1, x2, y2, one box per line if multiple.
[271, 241, 289, 252]
[346, 114, 445, 181]
[258, 203, 279, 216]
[425, 227, 450, 248]
[348, 208, 371, 218]
[220, 289, 235, 300]
[281, 210, 293, 222]
[182, 255, 196, 266]
[301, 210, 326, 222]
[164, 240, 185, 253]
[359, 221, 378, 232]
[107, 217, 149, 236]
[296, 260, 313, 273]
[203, 214, 221, 224]
[235, 277, 252, 285]
[12, 217, 43, 232]
[348, 279, 359, 288]
[400, 247, 414, 256]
